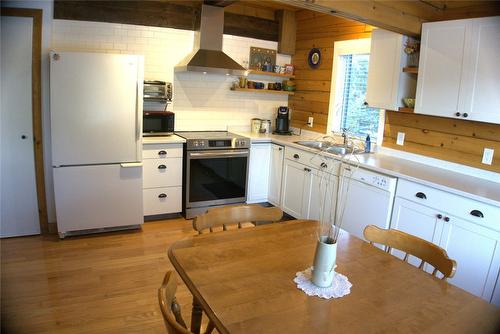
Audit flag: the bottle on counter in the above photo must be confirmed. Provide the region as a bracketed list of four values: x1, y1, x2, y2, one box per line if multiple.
[365, 134, 371, 153]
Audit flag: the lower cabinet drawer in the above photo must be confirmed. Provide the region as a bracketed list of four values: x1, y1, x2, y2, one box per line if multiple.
[143, 187, 182, 216]
[143, 158, 182, 188]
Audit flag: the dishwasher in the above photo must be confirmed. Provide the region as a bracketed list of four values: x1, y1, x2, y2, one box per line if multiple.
[337, 164, 398, 241]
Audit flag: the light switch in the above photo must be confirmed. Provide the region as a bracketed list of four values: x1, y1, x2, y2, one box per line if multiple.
[396, 132, 405, 146]
[482, 148, 494, 165]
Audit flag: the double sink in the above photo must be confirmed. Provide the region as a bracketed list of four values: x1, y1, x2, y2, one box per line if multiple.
[294, 140, 360, 156]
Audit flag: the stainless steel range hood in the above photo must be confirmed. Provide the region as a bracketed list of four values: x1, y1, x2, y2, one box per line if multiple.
[174, 4, 247, 76]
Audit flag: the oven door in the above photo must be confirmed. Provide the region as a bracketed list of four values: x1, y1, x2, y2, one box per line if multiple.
[186, 149, 249, 208]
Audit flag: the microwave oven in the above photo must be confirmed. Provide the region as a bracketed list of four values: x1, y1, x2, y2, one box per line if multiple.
[143, 111, 174, 136]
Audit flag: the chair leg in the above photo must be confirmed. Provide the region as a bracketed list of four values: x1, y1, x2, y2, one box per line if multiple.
[191, 297, 203, 334]
[204, 320, 215, 334]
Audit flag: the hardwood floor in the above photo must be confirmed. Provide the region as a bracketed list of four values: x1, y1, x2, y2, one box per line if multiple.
[1, 218, 208, 333]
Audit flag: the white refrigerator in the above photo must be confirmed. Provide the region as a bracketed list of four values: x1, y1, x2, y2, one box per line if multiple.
[50, 51, 144, 238]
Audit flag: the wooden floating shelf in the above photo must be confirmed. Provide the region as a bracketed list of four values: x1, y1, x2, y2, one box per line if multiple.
[247, 70, 295, 79]
[398, 107, 415, 113]
[403, 67, 418, 74]
[231, 87, 295, 95]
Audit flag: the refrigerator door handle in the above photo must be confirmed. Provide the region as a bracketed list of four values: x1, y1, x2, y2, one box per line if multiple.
[120, 162, 143, 168]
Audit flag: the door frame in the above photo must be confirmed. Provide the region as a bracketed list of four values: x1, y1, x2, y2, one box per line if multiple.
[2, 8, 49, 234]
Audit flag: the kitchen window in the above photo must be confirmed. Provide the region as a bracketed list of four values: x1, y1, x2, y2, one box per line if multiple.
[329, 39, 385, 143]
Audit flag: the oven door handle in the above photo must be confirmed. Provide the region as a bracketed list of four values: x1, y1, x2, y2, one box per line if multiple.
[189, 151, 249, 158]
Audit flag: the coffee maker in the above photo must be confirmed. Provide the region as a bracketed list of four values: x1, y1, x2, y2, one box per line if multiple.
[274, 106, 292, 135]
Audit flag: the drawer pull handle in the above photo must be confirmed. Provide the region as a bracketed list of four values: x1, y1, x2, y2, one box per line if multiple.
[158, 165, 167, 170]
[455, 112, 461, 117]
[415, 192, 427, 200]
[158, 150, 167, 156]
[320, 162, 328, 168]
[293, 154, 300, 159]
[158, 193, 167, 199]
[463, 113, 468, 118]
[304, 167, 311, 172]
[437, 214, 442, 219]
[470, 210, 484, 218]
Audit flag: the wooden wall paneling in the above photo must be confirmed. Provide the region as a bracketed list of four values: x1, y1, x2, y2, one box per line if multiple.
[276, 9, 296, 55]
[384, 111, 500, 172]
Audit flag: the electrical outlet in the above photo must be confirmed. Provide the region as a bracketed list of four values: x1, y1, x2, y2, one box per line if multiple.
[396, 132, 405, 146]
[307, 116, 313, 127]
[482, 148, 494, 165]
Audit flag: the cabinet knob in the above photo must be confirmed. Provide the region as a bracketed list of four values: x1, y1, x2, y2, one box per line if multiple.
[293, 154, 300, 159]
[437, 214, 443, 219]
[278, 147, 283, 151]
[158, 193, 167, 198]
[470, 210, 484, 218]
[462, 113, 468, 118]
[158, 164, 167, 170]
[415, 192, 427, 200]
[444, 216, 450, 222]
[363, 101, 369, 106]
[455, 112, 461, 117]
[158, 150, 167, 156]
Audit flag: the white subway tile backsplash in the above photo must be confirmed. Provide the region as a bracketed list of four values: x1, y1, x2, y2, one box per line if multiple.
[52, 20, 291, 131]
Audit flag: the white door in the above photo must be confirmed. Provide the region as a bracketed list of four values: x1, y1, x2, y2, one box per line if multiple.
[247, 143, 271, 203]
[0, 16, 40, 237]
[268, 144, 284, 206]
[466, 17, 500, 124]
[415, 20, 470, 118]
[281, 160, 311, 218]
[53, 164, 143, 234]
[439, 215, 500, 302]
[50, 52, 142, 166]
[390, 197, 444, 270]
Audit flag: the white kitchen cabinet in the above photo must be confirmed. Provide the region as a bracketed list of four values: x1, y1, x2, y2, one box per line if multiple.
[247, 143, 271, 204]
[366, 29, 416, 110]
[307, 168, 338, 223]
[439, 215, 500, 303]
[142, 142, 183, 216]
[281, 159, 312, 218]
[268, 144, 284, 206]
[415, 17, 500, 124]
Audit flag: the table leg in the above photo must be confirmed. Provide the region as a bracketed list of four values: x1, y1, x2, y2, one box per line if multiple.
[190, 296, 203, 334]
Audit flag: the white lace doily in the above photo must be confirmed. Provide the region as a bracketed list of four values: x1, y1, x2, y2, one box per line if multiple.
[294, 266, 352, 299]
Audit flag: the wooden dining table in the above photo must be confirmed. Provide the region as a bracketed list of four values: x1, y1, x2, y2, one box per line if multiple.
[168, 220, 500, 334]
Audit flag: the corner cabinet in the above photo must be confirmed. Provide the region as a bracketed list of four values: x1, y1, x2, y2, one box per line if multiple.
[365, 29, 416, 111]
[415, 17, 500, 124]
[247, 143, 271, 204]
[268, 144, 284, 206]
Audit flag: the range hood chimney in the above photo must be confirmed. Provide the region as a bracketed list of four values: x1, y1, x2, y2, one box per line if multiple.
[175, 4, 247, 76]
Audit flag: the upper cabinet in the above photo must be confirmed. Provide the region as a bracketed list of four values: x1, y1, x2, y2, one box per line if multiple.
[366, 29, 416, 111]
[415, 17, 500, 124]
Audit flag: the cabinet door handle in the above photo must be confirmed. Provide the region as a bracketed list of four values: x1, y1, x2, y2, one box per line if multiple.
[293, 154, 300, 159]
[470, 210, 484, 218]
[278, 147, 283, 151]
[158, 150, 167, 156]
[463, 113, 468, 118]
[437, 214, 442, 219]
[415, 192, 427, 200]
[158, 193, 167, 199]
[304, 167, 311, 172]
[158, 164, 167, 170]
[444, 217, 450, 222]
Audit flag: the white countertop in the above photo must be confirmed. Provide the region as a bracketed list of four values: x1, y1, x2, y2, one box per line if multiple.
[142, 135, 186, 144]
[237, 132, 500, 207]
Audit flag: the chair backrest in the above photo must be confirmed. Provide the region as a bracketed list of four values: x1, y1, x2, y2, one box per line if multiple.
[363, 225, 457, 279]
[158, 271, 191, 334]
[193, 204, 283, 234]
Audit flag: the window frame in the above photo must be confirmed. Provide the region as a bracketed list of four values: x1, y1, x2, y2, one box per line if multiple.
[328, 38, 385, 144]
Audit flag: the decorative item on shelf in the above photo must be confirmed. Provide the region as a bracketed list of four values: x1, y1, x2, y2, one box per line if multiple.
[251, 118, 261, 134]
[404, 38, 420, 67]
[249, 47, 276, 71]
[308, 48, 322, 69]
[283, 79, 296, 92]
[274, 65, 281, 74]
[275, 82, 282, 91]
[403, 97, 416, 108]
[268, 83, 276, 90]
[239, 77, 247, 89]
[247, 81, 255, 89]
[284, 64, 295, 75]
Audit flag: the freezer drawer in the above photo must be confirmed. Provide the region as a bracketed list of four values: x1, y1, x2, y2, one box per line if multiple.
[143, 186, 182, 216]
[53, 164, 143, 234]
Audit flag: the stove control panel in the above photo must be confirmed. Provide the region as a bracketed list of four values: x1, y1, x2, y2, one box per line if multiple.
[186, 137, 250, 150]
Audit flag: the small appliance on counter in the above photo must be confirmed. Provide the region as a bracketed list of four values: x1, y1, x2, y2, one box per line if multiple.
[273, 106, 292, 135]
[143, 80, 174, 136]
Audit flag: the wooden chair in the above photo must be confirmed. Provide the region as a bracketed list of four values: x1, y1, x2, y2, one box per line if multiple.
[193, 204, 283, 234]
[363, 225, 457, 279]
[158, 271, 215, 334]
